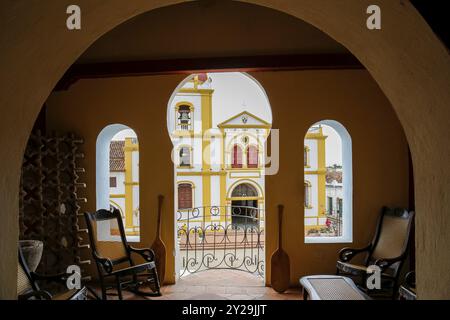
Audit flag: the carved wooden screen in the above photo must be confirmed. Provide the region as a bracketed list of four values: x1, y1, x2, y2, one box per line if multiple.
[19, 131, 90, 291]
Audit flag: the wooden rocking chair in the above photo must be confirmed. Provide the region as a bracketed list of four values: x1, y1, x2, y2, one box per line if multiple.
[336, 206, 414, 299]
[17, 246, 90, 300]
[84, 208, 161, 300]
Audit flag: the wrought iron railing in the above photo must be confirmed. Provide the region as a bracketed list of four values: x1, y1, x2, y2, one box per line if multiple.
[176, 122, 192, 131]
[176, 205, 264, 277]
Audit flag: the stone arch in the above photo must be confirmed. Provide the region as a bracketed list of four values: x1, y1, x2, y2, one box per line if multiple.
[1, 0, 449, 298]
[231, 183, 259, 198]
[227, 179, 264, 199]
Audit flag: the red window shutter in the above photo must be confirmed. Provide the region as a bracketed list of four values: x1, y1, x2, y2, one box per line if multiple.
[178, 184, 192, 209]
[232, 145, 242, 168]
[247, 146, 258, 168]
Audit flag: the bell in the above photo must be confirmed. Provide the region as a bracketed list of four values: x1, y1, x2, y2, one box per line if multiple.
[179, 111, 190, 121]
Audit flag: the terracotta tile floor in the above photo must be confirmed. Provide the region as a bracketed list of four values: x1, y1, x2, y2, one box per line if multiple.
[96, 269, 302, 300]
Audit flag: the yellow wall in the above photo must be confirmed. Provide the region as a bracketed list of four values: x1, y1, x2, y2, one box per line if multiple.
[45, 69, 409, 286]
[1, 0, 449, 300]
[46, 76, 179, 283]
[123, 137, 138, 231]
[258, 70, 410, 282]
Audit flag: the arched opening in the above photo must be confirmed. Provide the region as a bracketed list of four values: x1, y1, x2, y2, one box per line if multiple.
[96, 125, 140, 242]
[231, 182, 259, 197]
[176, 104, 193, 131]
[5, 0, 438, 298]
[168, 72, 271, 283]
[230, 182, 259, 226]
[304, 120, 352, 243]
[178, 146, 192, 168]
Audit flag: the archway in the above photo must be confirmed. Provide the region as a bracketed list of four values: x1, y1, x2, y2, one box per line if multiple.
[230, 183, 259, 226]
[1, 1, 449, 298]
[96, 124, 141, 242]
[303, 120, 352, 243]
[167, 72, 271, 281]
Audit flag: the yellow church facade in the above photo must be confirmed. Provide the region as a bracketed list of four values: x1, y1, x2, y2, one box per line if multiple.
[169, 75, 270, 226]
[168, 74, 326, 232]
[107, 73, 327, 235]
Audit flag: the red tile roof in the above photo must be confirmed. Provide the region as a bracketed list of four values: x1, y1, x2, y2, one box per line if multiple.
[110, 141, 125, 172]
[326, 170, 342, 183]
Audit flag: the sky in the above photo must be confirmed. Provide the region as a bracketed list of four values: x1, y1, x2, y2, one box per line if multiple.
[200, 72, 272, 127]
[112, 129, 137, 140]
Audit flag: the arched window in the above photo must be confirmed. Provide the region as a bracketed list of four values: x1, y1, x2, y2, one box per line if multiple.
[304, 146, 310, 167]
[247, 145, 258, 168]
[179, 146, 191, 167]
[178, 183, 193, 210]
[96, 125, 140, 242]
[304, 120, 352, 243]
[231, 183, 258, 197]
[176, 104, 192, 131]
[230, 183, 259, 224]
[232, 145, 243, 168]
[304, 181, 312, 208]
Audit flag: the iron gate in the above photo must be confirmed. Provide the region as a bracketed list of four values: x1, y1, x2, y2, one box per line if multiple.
[176, 205, 264, 277]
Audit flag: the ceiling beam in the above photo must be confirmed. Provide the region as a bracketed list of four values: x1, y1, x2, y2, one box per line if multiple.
[54, 53, 363, 90]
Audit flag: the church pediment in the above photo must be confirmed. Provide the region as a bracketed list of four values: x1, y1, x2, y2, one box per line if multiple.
[217, 111, 271, 129]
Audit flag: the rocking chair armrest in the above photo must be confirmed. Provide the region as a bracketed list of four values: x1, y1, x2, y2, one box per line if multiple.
[97, 257, 114, 274]
[90, 250, 114, 273]
[404, 271, 416, 288]
[374, 257, 403, 272]
[128, 246, 155, 262]
[19, 289, 52, 300]
[338, 244, 372, 262]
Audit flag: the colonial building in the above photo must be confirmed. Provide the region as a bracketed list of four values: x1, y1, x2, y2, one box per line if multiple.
[168, 74, 270, 226]
[5, 1, 448, 300]
[108, 137, 140, 236]
[304, 126, 328, 234]
[169, 74, 329, 231]
[326, 166, 343, 217]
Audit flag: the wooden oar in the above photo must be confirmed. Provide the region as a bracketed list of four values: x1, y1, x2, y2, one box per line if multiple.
[270, 204, 290, 293]
[151, 194, 166, 285]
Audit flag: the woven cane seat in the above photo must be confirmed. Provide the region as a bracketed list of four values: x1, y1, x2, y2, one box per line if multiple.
[300, 275, 370, 300]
